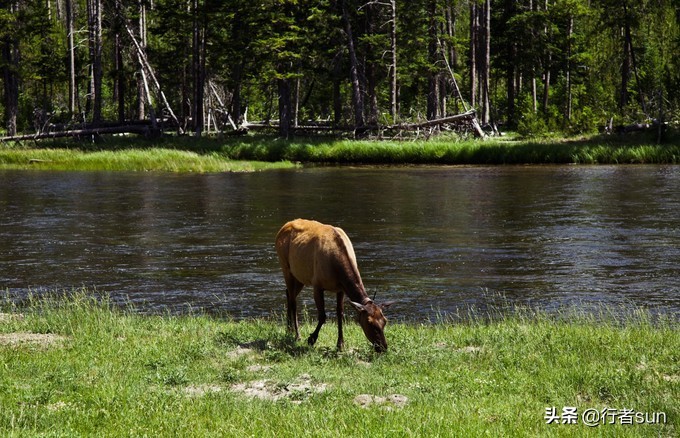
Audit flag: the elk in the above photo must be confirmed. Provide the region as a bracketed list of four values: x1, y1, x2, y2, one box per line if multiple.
[275, 219, 391, 352]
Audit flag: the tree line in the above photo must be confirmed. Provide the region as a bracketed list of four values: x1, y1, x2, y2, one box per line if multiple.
[2, 0, 679, 139]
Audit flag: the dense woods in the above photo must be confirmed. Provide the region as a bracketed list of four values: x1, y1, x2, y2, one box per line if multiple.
[1, 0, 679, 138]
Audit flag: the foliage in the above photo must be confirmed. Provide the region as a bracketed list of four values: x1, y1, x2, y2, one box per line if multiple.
[1, 1, 680, 137]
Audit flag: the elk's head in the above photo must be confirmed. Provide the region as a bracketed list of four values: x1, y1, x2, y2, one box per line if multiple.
[349, 300, 392, 352]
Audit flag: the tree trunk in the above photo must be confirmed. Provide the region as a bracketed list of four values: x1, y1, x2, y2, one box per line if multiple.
[469, 1, 478, 108]
[230, 61, 244, 124]
[427, 0, 439, 120]
[137, 0, 147, 120]
[86, 0, 103, 125]
[192, 0, 206, 136]
[114, 0, 125, 123]
[482, 0, 491, 124]
[389, 0, 398, 121]
[565, 14, 573, 120]
[541, 0, 550, 114]
[529, 0, 537, 113]
[66, 0, 76, 118]
[342, 0, 365, 136]
[444, 1, 458, 114]
[278, 77, 292, 138]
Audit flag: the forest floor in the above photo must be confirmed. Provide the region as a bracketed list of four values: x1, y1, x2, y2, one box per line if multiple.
[1, 130, 679, 172]
[1, 291, 677, 436]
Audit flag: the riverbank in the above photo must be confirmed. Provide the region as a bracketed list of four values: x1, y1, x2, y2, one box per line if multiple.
[1, 132, 678, 172]
[222, 133, 680, 165]
[0, 147, 296, 172]
[1, 293, 676, 436]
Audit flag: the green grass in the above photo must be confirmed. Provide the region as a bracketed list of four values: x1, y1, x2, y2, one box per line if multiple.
[0, 146, 296, 173]
[1, 291, 677, 436]
[221, 134, 680, 165]
[2, 131, 679, 173]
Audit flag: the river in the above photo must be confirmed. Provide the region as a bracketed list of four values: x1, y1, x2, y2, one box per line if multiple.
[1, 165, 678, 321]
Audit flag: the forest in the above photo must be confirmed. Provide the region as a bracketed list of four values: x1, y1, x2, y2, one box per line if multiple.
[1, 0, 679, 139]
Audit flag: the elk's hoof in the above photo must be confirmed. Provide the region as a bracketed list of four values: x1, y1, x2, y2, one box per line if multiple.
[307, 335, 317, 346]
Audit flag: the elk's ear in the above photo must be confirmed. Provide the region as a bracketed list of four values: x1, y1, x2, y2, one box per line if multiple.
[347, 300, 365, 312]
[379, 301, 395, 311]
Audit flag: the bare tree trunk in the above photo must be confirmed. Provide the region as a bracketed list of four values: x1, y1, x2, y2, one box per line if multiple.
[137, 0, 147, 120]
[192, 0, 206, 136]
[342, 0, 365, 136]
[622, 2, 646, 115]
[294, 77, 300, 128]
[230, 61, 244, 124]
[565, 14, 573, 120]
[66, 0, 76, 117]
[469, 1, 478, 108]
[87, 0, 103, 125]
[389, 0, 398, 121]
[444, 1, 458, 114]
[482, 0, 491, 124]
[529, 0, 537, 113]
[541, 0, 550, 114]
[113, 0, 125, 123]
[427, 0, 439, 120]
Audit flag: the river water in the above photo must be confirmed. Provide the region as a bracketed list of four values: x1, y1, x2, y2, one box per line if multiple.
[1, 166, 678, 321]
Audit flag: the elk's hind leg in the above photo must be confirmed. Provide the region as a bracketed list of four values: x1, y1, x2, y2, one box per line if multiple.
[283, 273, 304, 341]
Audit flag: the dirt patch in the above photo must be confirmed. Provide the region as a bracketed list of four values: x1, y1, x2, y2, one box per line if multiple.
[231, 374, 327, 403]
[0, 332, 66, 348]
[354, 393, 409, 410]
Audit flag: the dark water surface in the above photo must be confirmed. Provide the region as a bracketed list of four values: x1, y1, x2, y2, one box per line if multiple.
[1, 166, 678, 321]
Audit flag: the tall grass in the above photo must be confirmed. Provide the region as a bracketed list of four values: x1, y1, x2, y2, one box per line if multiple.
[221, 134, 680, 165]
[1, 291, 677, 436]
[2, 132, 679, 171]
[0, 147, 296, 172]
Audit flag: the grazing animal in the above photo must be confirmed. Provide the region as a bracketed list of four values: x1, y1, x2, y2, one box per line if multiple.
[275, 219, 391, 352]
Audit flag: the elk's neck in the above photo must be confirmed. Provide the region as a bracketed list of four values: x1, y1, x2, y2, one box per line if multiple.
[343, 279, 372, 305]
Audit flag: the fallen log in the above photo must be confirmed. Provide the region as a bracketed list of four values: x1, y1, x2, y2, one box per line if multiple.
[385, 109, 486, 137]
[0, 124, 155, 142]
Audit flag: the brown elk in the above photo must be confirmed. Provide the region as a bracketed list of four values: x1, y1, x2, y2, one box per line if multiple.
[275, 219, 391, 352]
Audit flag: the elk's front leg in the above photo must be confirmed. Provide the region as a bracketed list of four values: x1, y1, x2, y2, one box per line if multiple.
[336, 291, 345, 351]
[308, 287, 326, 346]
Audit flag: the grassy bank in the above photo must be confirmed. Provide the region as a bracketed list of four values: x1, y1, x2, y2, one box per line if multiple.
[0, 146, 296, 172]
[1, 293, 677, 436]
[2, 132, 679, 173]
[221, 134, 680, 165]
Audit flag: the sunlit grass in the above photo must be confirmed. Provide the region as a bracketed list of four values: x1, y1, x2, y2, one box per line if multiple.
[1, 131, 679, 172]
[0, 147, 296, 172]
[1, 290, 677, 436]
[221, 134, 680, 165]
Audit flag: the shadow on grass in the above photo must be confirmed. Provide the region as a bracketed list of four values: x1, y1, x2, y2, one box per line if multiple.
[215, 327, 311, 358]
